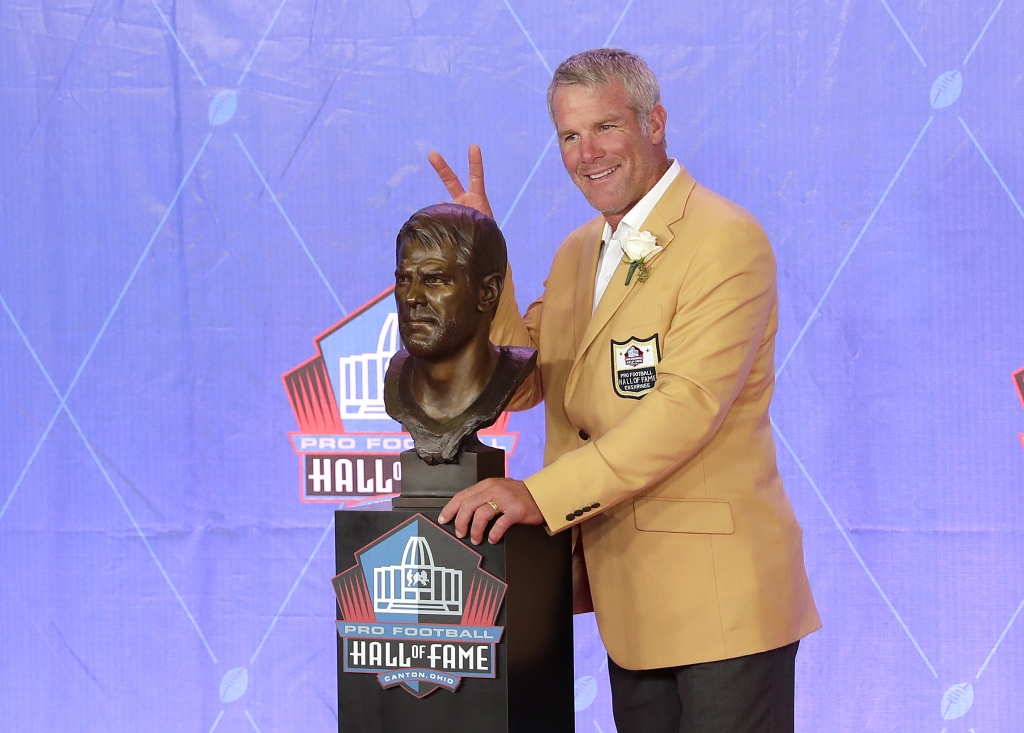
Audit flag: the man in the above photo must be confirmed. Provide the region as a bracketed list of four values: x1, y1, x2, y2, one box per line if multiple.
[385, 203, 536, 465]
[432, 49, 820, 732]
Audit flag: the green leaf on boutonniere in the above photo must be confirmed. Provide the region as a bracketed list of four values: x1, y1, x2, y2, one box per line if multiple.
[625, 261, 639, 286]
[624, 258, 653, 285]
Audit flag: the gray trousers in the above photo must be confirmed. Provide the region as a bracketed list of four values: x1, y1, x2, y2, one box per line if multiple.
[607, 641, 799, 733]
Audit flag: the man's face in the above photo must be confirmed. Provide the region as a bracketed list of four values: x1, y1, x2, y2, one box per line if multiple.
[395, 237, 481, 362]
[552, 80, 667, 222]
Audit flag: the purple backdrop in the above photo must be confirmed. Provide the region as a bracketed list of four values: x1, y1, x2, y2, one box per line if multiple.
[1, 0, 1023, 730]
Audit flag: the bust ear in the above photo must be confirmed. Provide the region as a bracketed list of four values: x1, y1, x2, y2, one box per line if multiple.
[477, 272, 504, 312]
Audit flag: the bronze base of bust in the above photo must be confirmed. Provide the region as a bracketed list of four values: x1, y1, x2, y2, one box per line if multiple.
[392, 438, 505, 508]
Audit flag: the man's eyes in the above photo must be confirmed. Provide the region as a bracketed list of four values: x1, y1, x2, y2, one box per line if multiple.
[560, 125, 614, 143]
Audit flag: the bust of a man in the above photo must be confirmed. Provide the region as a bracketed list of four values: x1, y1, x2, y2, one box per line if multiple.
[384, 203, 536, 465]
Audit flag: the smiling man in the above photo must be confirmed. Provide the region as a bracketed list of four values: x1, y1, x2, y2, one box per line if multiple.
[430, 49, 820, 732]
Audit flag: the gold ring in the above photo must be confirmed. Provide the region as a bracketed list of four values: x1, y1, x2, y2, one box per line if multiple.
[487, 500, 501, 515]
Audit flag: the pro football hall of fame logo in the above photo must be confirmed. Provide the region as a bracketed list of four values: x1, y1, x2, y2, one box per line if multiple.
[332, 514, 507, 697]
[282, 288, 519, 505]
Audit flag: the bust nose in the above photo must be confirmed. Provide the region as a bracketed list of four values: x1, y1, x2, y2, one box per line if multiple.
[404, 277, 427, 305]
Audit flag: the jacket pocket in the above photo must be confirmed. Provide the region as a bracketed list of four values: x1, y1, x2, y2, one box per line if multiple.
[633, 497, 735, 535]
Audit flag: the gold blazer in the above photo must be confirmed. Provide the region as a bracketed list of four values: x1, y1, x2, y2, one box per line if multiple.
[490, 166, 821, 670]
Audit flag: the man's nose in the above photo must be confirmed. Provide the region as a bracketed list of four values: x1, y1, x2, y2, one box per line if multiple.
[579, 134, 602, 163]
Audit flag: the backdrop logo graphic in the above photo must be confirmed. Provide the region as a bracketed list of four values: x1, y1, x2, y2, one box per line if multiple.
[282, 288, 519, 505]
[1014, 366, 1024, 451]
[332, 515, 506, 697]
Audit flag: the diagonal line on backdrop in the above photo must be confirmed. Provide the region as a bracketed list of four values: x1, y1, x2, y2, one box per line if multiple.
[500, 0, 553, 77]
[976, 593, 1024, 679]
[963, 0, 1007, 66]
[772, 418, 939, 678]
[959, 116, 1024, 221]
[0, 135, 211, 527]
[496, 1, 637, 229]
[492, 0, 554, 230]
[238, 0, 293, 86]
[603, 0, 637, 47]
[877, 0, 927, 67]
[0, 288, 219, 662]
[207, 710, 225, 733]
[147, 0, 207, 86]
[234, 134, 347, 315]
[0, 313, 64, 525]
[245, 710, 264, 733]
[1, 290, 218, 663]
[776, 116, 933, 379]
[74, 417, 223, 664]
[46, 132, 212, 412]
[1, 0, 108, 194]
[249, 515, 336, 664]
[500, 132, 557, 230]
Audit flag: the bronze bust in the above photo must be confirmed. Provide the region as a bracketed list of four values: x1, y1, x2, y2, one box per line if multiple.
[384, 203, 536, 466]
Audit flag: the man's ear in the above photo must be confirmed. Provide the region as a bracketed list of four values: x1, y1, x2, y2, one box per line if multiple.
[477, 272, 504, 312]
[647, 103, 667, 147]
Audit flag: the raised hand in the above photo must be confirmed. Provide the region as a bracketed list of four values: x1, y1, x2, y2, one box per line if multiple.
[428, 144, 494, 218]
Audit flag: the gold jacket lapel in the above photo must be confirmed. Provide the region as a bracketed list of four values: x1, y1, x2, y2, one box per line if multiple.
[572, 219, 604, 355]
[564, 169, 698, 404]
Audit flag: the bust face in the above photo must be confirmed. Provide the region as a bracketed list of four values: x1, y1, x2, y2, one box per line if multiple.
[395, 237, 481, 362]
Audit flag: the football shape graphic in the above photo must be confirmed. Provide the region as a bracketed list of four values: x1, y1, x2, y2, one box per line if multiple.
[219, 667, 249, 703]
[940, 682, 974, 720]
[930, 70, 963, 109]
[574, 675, 598, 711]
[209, 89, 239, 126]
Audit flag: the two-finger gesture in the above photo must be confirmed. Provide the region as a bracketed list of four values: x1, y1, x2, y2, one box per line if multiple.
[428, 144, 493, 218]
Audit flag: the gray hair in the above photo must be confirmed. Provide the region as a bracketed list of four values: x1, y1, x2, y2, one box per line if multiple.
[546, 48, 662, 136]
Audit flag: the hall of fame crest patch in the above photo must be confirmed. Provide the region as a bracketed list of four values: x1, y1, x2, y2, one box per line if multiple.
[610, 334, 661, 399]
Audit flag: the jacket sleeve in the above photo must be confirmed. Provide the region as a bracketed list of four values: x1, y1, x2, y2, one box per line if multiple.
[525, 219, 776, 533]
[488, 262, 544, 411]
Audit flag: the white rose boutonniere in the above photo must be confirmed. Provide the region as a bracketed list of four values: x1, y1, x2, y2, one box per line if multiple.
[620, 230, 663, 285]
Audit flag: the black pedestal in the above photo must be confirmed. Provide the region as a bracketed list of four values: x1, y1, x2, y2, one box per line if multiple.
[334, 509, 573, 733]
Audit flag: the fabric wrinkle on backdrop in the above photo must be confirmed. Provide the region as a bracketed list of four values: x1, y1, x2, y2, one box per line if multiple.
[0, 0, 1022, 731]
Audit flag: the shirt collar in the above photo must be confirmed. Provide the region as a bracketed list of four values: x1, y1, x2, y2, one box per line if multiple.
[604, 159, 681, 241]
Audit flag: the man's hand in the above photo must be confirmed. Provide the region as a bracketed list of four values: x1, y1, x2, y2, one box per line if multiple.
[437, 477, 544, 545]
[428, 145, 494, 218]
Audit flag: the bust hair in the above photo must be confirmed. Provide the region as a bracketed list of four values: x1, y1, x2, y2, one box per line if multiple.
[547, 48, 666, 146]
[396, 203, 507, 286]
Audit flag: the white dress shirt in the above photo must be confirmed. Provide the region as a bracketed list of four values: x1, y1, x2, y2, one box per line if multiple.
[593, 159, 681, 312]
